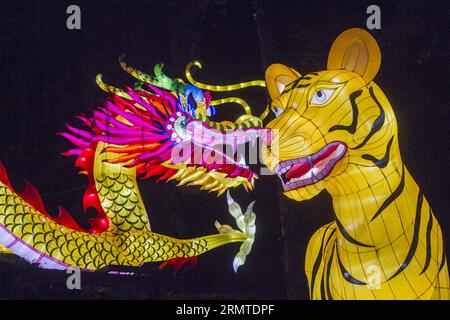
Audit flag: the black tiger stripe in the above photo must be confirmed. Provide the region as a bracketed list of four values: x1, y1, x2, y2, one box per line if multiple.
[362, 136, 394, 168]
[324, 228, 336, 248]
[439, 243, 446, 272]
[325, 244, 336, 300]
[335, 216, 374, 248]
[329, 90, 362, 134]
[420, 208, 434, 275]
[310, 225, 334, 299]
[388, 190, 423, 280]
[336, 242, 367, 285]
[283, 78, 302, 93]
[310, 231, 326, 299]
[282, 83, 309, 94]
[282, 75, 316, 94]
[320, 230, 336, 300]
[320, 266, 326, 299]
[352, 87, 386, 150]
[370, 165, 405, 222]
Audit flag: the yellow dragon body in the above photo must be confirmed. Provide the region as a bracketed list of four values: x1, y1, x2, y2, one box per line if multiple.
[0, 59, 263, 272]
[262, 28, 449, 299]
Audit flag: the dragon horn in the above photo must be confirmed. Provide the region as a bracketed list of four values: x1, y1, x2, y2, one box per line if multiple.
[118, 55, 154, 84]
[185, 60, 266, 92]
[118, 55, 185, 94]
[96, 74, 130, 99]
[153, 63, 186, 94]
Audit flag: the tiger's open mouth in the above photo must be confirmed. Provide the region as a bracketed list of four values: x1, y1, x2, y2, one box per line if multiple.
[274, 141, 347, 191]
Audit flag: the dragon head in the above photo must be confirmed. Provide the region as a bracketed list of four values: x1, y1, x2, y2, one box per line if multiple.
[61, 57, 268, 195]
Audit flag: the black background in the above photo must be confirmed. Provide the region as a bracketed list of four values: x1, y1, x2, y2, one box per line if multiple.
[0, 0, 448, 299]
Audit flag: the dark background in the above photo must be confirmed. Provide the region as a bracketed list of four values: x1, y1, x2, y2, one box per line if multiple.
[0, 0, 448, 299]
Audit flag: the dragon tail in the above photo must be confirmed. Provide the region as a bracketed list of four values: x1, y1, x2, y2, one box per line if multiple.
[0, 162, 255, 271]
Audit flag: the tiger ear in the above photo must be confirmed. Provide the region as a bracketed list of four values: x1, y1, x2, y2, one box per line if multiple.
[327, 28, 381, 83]
[265, 64, 301, 100]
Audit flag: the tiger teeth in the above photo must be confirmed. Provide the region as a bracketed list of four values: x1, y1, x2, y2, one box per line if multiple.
[278, 165, 291, 174]
[307, 156, 313, 168]
[273, 142, 347, 191]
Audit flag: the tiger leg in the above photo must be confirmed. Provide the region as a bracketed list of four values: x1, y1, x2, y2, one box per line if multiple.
[431, 261, 450, 300]
[305, 221, 337, 300]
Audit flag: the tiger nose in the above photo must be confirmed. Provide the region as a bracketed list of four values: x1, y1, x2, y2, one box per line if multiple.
[260, 129, 273, 147]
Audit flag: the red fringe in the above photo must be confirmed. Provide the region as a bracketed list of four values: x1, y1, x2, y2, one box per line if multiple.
[0, 160, 85, 232]
[159, 256, 198, 271]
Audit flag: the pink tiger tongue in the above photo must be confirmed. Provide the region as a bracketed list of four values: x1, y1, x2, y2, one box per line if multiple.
[284, 144, 339, 180]
[285, 162, 310, 179]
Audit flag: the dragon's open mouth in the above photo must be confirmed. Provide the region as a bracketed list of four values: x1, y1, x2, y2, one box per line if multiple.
[274, 141, 347, 191]
[180, 122, 260, 182]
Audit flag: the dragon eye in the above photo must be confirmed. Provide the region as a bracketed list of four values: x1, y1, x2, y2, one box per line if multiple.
[272, 106, 284, 117]
[310, 89, 336, 105]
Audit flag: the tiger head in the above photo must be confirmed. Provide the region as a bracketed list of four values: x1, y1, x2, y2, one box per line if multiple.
[262, 28, 400, 201]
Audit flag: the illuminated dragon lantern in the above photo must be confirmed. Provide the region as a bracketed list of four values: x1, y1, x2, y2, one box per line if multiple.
[0, 57, 267, 272]
[262, 28, 449, 299]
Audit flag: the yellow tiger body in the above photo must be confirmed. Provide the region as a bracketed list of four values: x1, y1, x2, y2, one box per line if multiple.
[262, 28, 449, 299]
